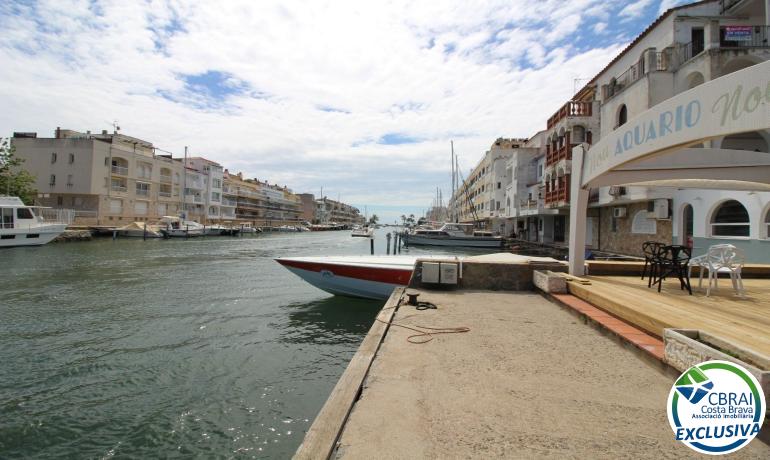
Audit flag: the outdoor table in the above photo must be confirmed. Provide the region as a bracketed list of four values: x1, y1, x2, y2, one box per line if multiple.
[651, 244, 693, 295]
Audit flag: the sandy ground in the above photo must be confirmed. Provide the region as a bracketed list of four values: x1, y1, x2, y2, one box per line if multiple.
[335, 291, 770, 459]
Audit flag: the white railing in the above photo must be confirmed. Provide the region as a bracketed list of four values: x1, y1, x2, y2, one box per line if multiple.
[111, 185, 127, 192]
[111, 165, 128, 175]
[136, 188, 150, 196]
[159, 191, 172, 197]
[39, 208, 75, 225]
[160, 174, 172, 183]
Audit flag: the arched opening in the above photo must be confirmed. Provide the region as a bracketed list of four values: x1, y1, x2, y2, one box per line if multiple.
[617, 104, 627, 127]
[710, 200, 750, 237]
[681, 203, 694, 246]
[720, 131, 769, 153]
[686, 71, 704, 89]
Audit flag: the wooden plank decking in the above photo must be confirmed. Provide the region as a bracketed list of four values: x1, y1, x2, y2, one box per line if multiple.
[567, 276, 770, 357]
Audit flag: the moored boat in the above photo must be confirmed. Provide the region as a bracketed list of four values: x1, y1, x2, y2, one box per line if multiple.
[0, 196, 68, 247]
[116, 221, 163, 238]
[351, 226, 374, 237]
[274, 255, 458, 300]
[403, 223, 503, 248]
[158, 216, 205, 238]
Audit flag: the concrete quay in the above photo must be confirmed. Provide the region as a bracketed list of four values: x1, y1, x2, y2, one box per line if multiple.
[295, 286, 770, 459]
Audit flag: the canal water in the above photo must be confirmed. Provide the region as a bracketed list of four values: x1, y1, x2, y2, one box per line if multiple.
[0, 229, 481, 458]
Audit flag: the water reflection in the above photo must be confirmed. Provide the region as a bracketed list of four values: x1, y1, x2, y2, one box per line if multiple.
[281, 296, 382, 345]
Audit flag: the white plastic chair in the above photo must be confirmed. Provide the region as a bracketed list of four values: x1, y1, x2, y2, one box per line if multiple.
[689, 244, 746, 297]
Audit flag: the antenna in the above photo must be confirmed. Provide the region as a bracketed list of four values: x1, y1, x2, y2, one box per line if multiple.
[112, 120, 121, 133]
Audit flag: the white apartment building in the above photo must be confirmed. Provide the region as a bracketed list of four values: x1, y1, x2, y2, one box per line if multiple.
[12, 128, 185, 225]
[582, 0, 770, 258]
[186, 157, 236, 222]
[450, 138, 525, 230]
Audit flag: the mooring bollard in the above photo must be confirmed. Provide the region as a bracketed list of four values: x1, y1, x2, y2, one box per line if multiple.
[386, 232, 391, 254]
[397, 232, 402, 253]
[186, 224, 190, 239]
[143, 222, 147, 241]
[112, 229, 117, 240]
[370, 238, 374, 255]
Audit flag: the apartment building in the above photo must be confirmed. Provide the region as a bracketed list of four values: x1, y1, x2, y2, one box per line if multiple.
[12, 128, 186, 225]
[223, 171, 302, 226]
[186, 157, 236, 222]
[582, 0, 770, 257]
[315, 198, 364, 227]
[450, 138, 525, 229]
[491, 0, 769, 258]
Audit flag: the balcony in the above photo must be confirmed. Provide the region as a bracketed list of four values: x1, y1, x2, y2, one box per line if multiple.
[111, 184, 127, 193]
[546, 143, 574, 167]
[111, 165, 128, 176]
[160, 174, 172, 183]
[136, 188, 150, 197]
[185, 194, 203, 204]
[222, 198, 237, 207]
[159, 191, 172, 198]
[547, 101, 593, 129]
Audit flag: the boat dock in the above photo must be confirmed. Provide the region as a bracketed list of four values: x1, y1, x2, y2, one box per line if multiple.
[294, 263, 770, 459]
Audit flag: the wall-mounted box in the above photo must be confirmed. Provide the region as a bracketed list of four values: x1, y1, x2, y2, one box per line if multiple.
[422, 262, 440, 283]
[440, 263, 458, 284]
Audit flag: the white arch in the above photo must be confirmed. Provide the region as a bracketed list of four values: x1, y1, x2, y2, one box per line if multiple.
[705, 198, 751, 238]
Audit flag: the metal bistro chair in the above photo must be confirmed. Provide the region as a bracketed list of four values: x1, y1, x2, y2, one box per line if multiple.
[641, 241, 666, 288]
[652, 245, 693, 295]
[688, 244, 746, 297]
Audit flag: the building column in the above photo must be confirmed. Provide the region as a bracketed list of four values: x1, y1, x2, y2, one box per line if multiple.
[568, 145, 589, 276]
[766, 0, 770, 26]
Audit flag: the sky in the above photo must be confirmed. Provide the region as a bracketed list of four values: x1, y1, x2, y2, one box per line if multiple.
[0, 0, 691, 224]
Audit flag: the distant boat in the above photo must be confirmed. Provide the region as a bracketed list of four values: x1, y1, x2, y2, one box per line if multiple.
[203, 224, 240, 236]
[351, 226, 374, 237]
[238, 224, 262, 234]
[158, 216, 205, 238]
[403, 222, 503, 248]
[0, 196, 67, 247]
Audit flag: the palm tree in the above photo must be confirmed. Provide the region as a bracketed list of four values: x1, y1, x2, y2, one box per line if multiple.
[400, 214, 407, 226]
[368, 214, 379, 225]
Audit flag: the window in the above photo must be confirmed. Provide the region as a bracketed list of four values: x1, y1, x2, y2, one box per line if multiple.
[109, 199, 123, 214]
[57, 196, 63, 206]
[16, 208, 33, 219]
[136, 182, 150, 196]
[134, 201, 148, 215]
[497, 182, 501, 189]
[617, 104, 628, 127]
[49, 174, 56, 186]
[68, 153, 75, 164]
[213, 178, 222, 188]
[51, 152, 57, 163]
[211, 192, 220, 201]
[711, 200, 749, 237]
[67, 174, 73, 187]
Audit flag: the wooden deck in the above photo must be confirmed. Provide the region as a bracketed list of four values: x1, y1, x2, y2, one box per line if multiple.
[567, 276, 770, 357]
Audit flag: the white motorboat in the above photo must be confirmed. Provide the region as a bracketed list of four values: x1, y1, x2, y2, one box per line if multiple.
[351, 226, 374, 238]
[238, 224, 262, 234]
[403, 223, 503, 248]
[0, 196, 67, 247]
[275, 254, 458, 300]
[158, 216, 205, 238]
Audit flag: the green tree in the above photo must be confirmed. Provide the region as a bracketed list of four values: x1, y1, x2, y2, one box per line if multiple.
[0, 138, 37, 204]
[407, 213, 415, 225]
[400, 214, 406, 225]
[368, 214, 379, 225]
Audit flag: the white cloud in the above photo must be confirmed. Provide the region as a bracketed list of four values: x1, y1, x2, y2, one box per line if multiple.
[0, 0, 636, 222]
[619, 0, 655, 20]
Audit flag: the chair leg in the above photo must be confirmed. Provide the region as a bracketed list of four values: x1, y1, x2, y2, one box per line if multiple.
[698, 267, 704, 289]
[642, 260, 648, 280]
[706, 270, 713, 297]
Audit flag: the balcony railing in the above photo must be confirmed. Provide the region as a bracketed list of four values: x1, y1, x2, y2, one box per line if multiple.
[603, 58, 645, 100]
[547, 101, 593, 129]
[160, 174, 172, 183]
[111, 165, 128, 175]
[159, 191, 172, 197]
[546, 143, 574, 167]
[111, 185, 127, 192]
[136, 188, 150, 196]
[185, 194, 203, 203]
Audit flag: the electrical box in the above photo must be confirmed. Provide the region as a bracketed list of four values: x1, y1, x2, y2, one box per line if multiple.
[421, 262, 440, 283]
[613, 207, 627, 218]
[440, 263, 458, 284]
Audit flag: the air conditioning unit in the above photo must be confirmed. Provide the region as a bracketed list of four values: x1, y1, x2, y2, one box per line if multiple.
[608, 186, 626, 197]
[653, 199, 670, 219]
[613, 207, 627, 218]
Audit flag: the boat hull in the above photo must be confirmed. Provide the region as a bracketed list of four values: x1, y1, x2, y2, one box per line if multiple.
[403, 234, 503, 248]
[275, 256, 426, 300]
[0, 224, 67, 247]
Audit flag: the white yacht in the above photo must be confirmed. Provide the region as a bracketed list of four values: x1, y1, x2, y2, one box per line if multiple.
[158, 216, 205, 238]
[0, 196, 67, 247]
[402, 222, 503, 248]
